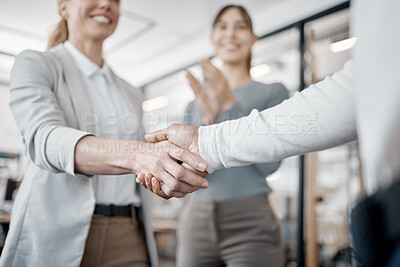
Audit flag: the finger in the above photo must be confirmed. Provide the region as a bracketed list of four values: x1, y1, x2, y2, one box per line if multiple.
[145, 173, 153, 192]
[151, 177, 171, 199]
[145, 128, 168, 143]
[136, 173, 145, 184]
[160, 166, 201, 194]
[186, 71, 208, 100]
[160, 181, 187, 198]
[182, 162, 208, 178]
[200, 60, 219, 81]
[162, 156, 208, 189]
[168, 144, 207, 172]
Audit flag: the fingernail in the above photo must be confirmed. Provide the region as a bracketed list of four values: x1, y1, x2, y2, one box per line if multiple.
[201, 180, 208, 188]
[198, 162, 207, 170]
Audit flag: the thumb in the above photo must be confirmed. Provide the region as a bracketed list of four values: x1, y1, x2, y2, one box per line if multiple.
[144, 128, 169, 143]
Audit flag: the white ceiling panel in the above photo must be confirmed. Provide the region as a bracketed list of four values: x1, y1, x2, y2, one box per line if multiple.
[0, 0, 347, 88]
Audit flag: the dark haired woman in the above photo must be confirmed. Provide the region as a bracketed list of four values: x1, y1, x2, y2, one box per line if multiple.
[177, 5, 289, 267]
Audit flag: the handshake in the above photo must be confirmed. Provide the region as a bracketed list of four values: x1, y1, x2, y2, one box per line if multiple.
[135, 123, 207, 199]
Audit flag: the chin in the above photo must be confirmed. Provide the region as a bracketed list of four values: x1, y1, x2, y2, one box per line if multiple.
[217, 52, 246, 63]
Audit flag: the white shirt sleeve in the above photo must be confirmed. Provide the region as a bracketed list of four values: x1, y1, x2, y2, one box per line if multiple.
[199, 60, 357, 173]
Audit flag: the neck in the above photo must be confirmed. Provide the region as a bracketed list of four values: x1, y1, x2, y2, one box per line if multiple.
[68, 36, 104, 67]
[221, 61, 252, 89]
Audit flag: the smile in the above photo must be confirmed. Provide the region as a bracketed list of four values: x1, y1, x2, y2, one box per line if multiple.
[91, 15, 111, 25]
[223, 43, 240, 50]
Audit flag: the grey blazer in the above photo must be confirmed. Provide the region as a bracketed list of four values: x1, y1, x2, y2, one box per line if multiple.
[0, 44, 158, 267]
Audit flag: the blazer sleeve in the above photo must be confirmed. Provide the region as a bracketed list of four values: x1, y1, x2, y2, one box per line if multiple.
[9, 50, 92, 177]
[199, 60, 357, 173]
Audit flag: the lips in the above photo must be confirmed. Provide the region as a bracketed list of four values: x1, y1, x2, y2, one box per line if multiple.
[222, 43, 240, 50]
[91, 15, 111, 24]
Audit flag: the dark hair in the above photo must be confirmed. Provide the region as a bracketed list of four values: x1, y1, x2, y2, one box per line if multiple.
[47, 18, 68, 49]
[212, 5, 254, 72]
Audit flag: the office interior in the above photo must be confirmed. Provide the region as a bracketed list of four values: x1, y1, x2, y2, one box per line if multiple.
[0, 0, 362, 266]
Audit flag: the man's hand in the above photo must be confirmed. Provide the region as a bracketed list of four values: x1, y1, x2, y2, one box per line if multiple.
[145, 124, 201, 156]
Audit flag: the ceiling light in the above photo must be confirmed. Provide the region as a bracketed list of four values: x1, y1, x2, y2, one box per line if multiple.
[142, 96, 169, 112]
[250, 64, 271, 78]
[329, 37, 357, 53]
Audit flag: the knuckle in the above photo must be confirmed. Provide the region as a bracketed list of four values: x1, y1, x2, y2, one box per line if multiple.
[175, 166, 185, 179]
[170, 181, 180, 191]
[175, 148, 184, 159]
[165, 189, 174, 197]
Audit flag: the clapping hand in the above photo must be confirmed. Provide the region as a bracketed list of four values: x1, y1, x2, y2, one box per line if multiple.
[187, 60, 236, 125]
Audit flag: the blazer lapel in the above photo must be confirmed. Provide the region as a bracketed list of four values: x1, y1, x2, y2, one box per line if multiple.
[51, 45, 95, 131]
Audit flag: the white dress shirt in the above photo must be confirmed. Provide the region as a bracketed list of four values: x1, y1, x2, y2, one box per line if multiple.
[199, 0, 400, 193]
[64, 41, 141, 206]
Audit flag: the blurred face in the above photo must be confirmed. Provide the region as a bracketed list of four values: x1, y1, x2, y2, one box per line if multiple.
[211, 8, 258, 64]
[59, 0, 120, 43]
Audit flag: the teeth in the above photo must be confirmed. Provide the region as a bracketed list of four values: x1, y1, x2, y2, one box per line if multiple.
[224, 44, 239, 49]
[92, 16, 111, 24]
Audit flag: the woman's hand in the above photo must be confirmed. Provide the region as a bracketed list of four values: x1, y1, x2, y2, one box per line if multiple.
[137, 162, 208, 199]
[186, 71, 221, 125]
[131, 140, 208, 198]
[200, 60, 236, 111]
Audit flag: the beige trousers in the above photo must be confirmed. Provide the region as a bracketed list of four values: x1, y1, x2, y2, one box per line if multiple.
[80, 207, 150, 267]
[176, 195, 283, 267]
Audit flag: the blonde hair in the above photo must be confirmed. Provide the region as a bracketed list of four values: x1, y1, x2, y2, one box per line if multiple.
[47, 17, 68, 49]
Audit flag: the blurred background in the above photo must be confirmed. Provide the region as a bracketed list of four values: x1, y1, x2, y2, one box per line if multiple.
[0, 0, 363, 266]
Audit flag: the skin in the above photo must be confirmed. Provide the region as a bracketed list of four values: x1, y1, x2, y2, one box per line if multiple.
[60, 0, 208, 198]
[194, 8, 259, 124]
[138, 7, 259, 198]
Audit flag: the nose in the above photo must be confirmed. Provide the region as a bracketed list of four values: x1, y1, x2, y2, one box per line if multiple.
[225, 26, 236, 39]
[98, 0, 112, 9]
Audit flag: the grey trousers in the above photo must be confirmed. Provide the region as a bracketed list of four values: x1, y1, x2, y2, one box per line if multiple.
[176, 195, 283, 267]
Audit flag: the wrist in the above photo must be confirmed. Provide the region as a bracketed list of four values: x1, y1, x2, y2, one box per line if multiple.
[121, 140, 143, 173]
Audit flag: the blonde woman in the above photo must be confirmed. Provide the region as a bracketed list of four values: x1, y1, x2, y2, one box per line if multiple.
[1, 0, 207, 266]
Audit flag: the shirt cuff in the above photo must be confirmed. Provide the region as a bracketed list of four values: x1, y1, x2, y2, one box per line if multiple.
[45, 126, 94, 178]
[198, 125, 225, 174]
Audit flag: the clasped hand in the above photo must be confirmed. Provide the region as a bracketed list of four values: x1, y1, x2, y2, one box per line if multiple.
[136, 124, 204, 199]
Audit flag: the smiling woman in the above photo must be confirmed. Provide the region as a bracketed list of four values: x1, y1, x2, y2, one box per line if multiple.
[0, 0, 208, 267]
[174, 5, 289, 267]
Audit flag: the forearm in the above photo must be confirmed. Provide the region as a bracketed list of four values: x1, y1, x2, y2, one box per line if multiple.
[199, 61, 357, 172]
[74, 136, 140, 175]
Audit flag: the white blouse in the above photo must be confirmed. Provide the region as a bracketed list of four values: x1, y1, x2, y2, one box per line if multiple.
[64, 41, 141, 206]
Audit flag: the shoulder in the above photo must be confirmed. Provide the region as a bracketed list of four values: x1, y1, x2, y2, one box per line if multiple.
[11, 50, 58, 86]
[250, 81, 289, 108]
[185, 100, 195, 110]
[251, 81, 288, 95]
[238, 81, 288, 99]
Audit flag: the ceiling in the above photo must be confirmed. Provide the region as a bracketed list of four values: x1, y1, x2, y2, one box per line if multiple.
[0, 0, 347, 88]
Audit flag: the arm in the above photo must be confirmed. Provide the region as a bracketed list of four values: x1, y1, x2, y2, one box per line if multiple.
[199, 61, 357, 172]
[146, 61, 357, 173]
[9, 50, 91, 177]
[9, 51, 208, 198]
